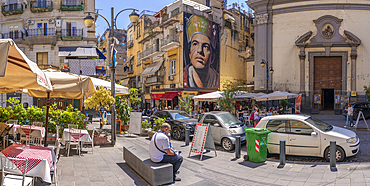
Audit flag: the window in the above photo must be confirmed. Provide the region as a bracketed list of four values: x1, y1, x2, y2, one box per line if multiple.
[37, 52, 48, 66]
[266, 120, 287, 133]
[136, 24, 141, 38]
[203, 115, 219, 126]
[170, 84, 175, 88]
[289, 120, 313, 135]
[170, 59, 175, 75]
[206, 0, 210, 7]
[137, 51, 141, 66]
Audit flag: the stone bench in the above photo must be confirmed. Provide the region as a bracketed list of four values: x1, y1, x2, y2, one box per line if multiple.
[123, 145, 173, 186]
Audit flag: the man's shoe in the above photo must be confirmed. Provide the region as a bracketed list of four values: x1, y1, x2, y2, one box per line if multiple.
[174, 177, 181, 182]
[344, 126, 348, 128]
[175, 171, 180, 174]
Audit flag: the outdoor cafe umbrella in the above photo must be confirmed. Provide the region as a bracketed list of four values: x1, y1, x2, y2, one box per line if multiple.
[87, 76, 129, 95]
[0, 39, 52, 92]
[28, 69, 95, 146]
[255, 91, 298, 101]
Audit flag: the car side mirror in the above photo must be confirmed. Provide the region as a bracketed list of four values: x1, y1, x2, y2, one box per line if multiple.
[213, 123, 220, 127]
[311, 131, 318, 136]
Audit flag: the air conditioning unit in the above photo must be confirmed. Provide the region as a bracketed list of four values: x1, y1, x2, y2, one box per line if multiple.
[48, 19, 55, 23]
[27, 20, 35, 25]
[168, 75, 174, 81]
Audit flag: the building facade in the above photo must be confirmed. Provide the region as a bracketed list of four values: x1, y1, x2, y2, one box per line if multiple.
[0, 0, 99, 107]
[248, 0, 370, 113]
[125, 0, 254, 109]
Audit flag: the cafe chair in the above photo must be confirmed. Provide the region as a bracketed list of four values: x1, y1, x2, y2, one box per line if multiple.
[0, 157, 33, 186]
[66, 125, 81, 157]
[83, 127, 94, 154]
[32, 122, 43, 127]
[55, 125, 61, 146]
[19, 125, 32, 145]
[51, 139, 61, 186]
[0, 125, 13, 150]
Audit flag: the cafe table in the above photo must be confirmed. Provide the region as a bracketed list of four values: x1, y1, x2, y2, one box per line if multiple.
[61, 128, 92, 145]
[0, 144, 55, 183]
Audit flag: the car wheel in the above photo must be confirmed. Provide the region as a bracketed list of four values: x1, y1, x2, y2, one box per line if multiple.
[324, 146, 346, 162]
[171, 127, 183, 141]
[221, 138, 234, 151]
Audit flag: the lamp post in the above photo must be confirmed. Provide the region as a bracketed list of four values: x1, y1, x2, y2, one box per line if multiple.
[84, 8, 139, 145]
[260, 59, 274, 92]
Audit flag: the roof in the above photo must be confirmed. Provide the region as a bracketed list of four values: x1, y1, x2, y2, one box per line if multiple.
[260, 114, 310, 121]
[166, 0, 211, 11]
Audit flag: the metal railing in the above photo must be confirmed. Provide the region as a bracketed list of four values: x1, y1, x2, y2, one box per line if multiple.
[1, 32, 23, 39]
[61, 29, 83, 37]
[145, 75, 164, 84]
[30, 1, 52, 8]
[161, 35, 179, 46]
[142, 45, 160, 57]
[61, 0, 82, 5]
[2, 3, 22, 11]
[26, 28, 56, 37]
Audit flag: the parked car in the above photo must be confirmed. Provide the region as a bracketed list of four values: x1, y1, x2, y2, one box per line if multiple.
[149, 110, 197, 140]
[255, 115, 359, 161]
[198, 111, 246, 151]
[342, 102, 370, 119]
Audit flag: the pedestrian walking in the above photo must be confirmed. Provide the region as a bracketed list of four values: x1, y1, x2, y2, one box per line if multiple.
[345, 103, 355, 127]
[253, 108, 260, 126]
[149, 123, 183, 182]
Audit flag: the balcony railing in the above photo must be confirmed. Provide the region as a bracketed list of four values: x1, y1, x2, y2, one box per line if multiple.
[0, 32, 23, 40]
[127, 40, 134, 49]
[30, 1, 53, 13]
[161, 35, 179, 46]
[61, 29, 84, 41]
[145, 75, 164, 84]
[1, 3, 23, 16]
[142, 45, 160, 58]
[26, 28, 56, 37]
[60, 0, 83, 11]
[162, 14, 169, 23]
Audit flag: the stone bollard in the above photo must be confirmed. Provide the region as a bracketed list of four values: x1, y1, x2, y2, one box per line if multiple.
[280, 140, 286, 165]
[185, 128, 190, 146]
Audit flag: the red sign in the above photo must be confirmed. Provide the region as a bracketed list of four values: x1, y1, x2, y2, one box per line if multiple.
[151, 93, 164, 100]
[295, 94, 302, 113]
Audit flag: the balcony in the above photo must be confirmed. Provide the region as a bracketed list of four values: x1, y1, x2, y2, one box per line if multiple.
[142, 45, 162, 60]
[60, 0, 83, 11]
[61, 29, 84, 41]
[127, 40, 133, 49]
[161, 35, 180, 51]
[30, 1, 53, 13]
[25, 28, 57, 45]
[0, 32, 23, 40]
[1, 3, 23, 16]
[145, 75, 164, 85]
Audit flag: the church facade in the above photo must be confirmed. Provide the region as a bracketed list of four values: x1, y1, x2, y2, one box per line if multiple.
[248, 0, 370, 113]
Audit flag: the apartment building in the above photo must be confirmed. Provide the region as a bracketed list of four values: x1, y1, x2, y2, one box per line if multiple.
[125, 0, 254, 109]
[0, 0, 100, 107]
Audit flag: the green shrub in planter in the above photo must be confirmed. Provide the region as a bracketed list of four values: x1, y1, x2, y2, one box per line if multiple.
[153, 118, 165, 132]
[142, 120, 151, 129]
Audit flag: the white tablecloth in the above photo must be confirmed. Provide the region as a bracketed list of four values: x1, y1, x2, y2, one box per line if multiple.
[61, 129, 92, 145]
[0, 144, 55, 183]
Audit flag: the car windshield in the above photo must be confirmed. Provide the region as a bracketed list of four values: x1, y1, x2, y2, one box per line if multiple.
[170, 112, 191, 120]
[218, 113, 242, 127]
[305, 117, 333, 132]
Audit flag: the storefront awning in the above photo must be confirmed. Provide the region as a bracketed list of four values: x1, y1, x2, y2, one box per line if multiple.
[151, 93, 164, 100]
[120, 79, 129, 86]
[160, 92, 178, 100]
[141, 60, 164, 76]
[59, 47, 105, 59]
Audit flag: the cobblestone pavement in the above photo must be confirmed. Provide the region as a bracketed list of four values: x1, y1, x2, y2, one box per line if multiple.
[34, 115, 370, 185]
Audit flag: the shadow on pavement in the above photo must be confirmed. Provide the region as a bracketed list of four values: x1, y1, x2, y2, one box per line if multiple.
[116, 163, 150, 186]
[187, 154, 214, 161]
[238, 161, 267, 168]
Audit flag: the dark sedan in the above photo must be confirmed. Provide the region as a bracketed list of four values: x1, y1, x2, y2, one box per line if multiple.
[150, 110, 197, 140]
[342, 102, 370, 119]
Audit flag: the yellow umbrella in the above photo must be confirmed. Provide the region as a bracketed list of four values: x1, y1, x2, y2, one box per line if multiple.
[0, 39, 52, 91]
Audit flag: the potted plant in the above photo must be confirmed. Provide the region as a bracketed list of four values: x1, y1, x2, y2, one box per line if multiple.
[141, 119, 151, 136]
[116, 88, 142, 131]
[148, 118, 165, 140]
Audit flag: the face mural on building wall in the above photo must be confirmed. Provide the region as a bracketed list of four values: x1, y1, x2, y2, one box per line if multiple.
[183, 13, 220, 88]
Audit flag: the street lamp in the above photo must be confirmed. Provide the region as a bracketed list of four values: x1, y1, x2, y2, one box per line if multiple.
[260, 59, 274, 92]
[84, 8, 139, 145]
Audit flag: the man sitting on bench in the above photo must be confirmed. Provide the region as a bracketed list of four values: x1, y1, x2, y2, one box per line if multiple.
[149, 123, 183, 182]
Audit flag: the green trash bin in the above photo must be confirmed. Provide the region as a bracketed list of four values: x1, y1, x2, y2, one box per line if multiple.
[244, 128, 271, 163]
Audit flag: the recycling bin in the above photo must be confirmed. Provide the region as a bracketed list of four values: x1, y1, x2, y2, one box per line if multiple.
[244, 128, 271, 163]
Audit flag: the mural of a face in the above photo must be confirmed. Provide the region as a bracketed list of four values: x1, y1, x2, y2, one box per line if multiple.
[189, 33, 211, 69]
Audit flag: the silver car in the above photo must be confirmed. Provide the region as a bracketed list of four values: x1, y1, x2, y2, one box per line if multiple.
[198, 111, 246, 151]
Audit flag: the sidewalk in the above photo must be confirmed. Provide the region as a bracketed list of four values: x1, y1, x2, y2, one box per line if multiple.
[36, 116, 370, 186]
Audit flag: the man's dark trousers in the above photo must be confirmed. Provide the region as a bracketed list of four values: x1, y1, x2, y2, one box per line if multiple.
[161, 155, 183, 180]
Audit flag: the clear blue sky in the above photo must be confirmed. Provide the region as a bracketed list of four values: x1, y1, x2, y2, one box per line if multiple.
[94, 0, 251, 36]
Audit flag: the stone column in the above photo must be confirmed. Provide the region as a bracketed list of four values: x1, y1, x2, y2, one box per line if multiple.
[299, 48, 306, 93]
[350, 46, 357, 91]
[254, 13, 269, 91]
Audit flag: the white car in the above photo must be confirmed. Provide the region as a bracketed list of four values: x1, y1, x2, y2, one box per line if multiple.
[255, 115, 359, 161]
